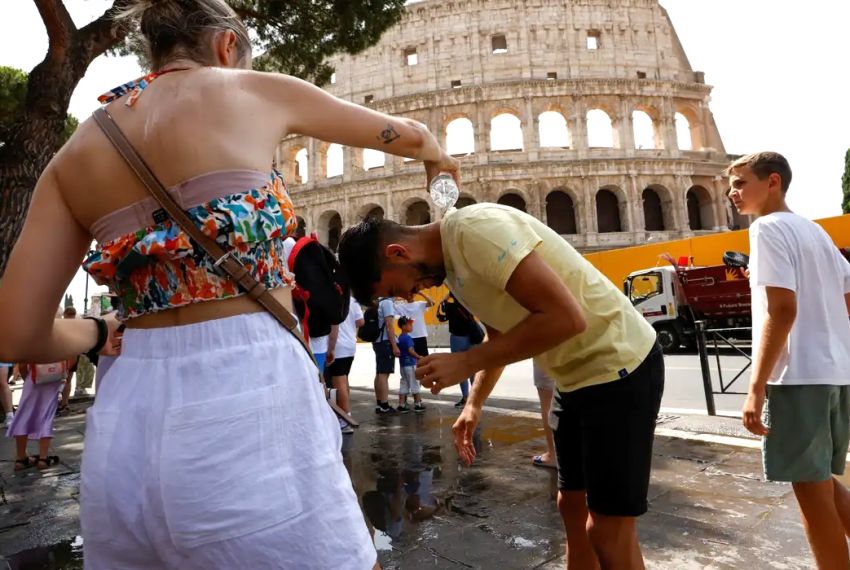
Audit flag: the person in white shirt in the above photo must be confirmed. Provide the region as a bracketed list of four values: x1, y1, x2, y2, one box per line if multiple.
[395, 292, 434, 357]
[326, 298, 365, 434]
[729, 152, 850, 570]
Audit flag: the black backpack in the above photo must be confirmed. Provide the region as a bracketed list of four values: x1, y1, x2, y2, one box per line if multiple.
[288, 236, 350, 338]
[358, 301, 386, 342]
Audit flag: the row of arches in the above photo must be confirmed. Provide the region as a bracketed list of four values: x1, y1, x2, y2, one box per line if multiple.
[313, 185, 721, 251]
[288, 110, 698, 183]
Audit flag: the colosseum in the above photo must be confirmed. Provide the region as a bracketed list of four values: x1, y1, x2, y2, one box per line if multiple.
[276, 0, 748, 252]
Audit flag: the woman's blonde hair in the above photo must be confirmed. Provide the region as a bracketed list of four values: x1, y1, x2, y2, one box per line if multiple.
[120, 0, 251, 70]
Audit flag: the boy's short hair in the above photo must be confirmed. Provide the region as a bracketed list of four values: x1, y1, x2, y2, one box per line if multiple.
[398, 316, 412, 327]
[726, 151, 792, 193]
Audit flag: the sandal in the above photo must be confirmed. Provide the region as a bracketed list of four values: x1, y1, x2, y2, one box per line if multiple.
[37, 455, 60, 470]
[14, 455, 39, 471]
[56, 404, 70, 416]
[532, 455, 557, 470]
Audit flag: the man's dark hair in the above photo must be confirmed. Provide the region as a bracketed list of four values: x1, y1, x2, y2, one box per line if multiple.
[726, 151, 793, 193]
[338, 217, 405, 305]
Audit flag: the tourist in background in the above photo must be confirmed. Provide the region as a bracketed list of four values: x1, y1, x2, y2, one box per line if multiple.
[395, 292, 434, 358]
[436, 293, 479, 408]
[327, 297, 365, 434]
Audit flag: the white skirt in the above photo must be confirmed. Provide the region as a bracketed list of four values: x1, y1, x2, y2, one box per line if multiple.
[80, 312, 376, 570]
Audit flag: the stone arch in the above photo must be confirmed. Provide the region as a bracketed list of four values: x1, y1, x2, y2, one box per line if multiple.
[457, 194, 477, 209]
[686, 185, 715, 230]
[404, 199, 431, 225]
[595, 187, 625, 232]
[546, 189, 577, 234]
[317, 210, 343, 252]
[490, 112, 523, 151]
[293, 147, 309, 184]
[326, 143, 344, 178]
[295, 215, 307, 238]
[674, 112, 694, 151]
[497, 192, 527, 212]
[632, 110, 657, 150]
[538, 111, 570, 148]
[445, 116, 475, 156]
[363, 148, 385, 170]
[586, 109, 615, 148]
[358, 203, 385, 222]
[641, 187, 665, 231]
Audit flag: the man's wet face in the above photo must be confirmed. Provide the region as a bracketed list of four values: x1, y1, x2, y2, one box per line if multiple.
[374, 263, 446, 301]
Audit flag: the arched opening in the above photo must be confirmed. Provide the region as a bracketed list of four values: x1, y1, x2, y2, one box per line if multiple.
[596, 189, 622, 232]
[586, 109, 615, 148]
[295, 216, 307, 239]
[446, 117, 475, 156]
[686, 186, 715, 230]
[457, 195, 477, 209]
[364, 206, 385, 221]
[497, 192, 527, 212]
[326, 143, 344, 177]
[675, 113, 693, 151]
[632, 110, 657, 150]
[294, 148, 309, 184]
[317, 211, 342, 252]
[327, 213, 342, 252]
[404, 200, 431, 225]
[642, 188, 665, 231]
[538, 111, 570, 148]
[363, 148, 385, 170]
[490, 113, 523, 151]
[546, 190, 577, 234]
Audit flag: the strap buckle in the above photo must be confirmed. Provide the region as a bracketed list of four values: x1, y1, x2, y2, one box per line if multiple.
[214, 250, 236, 268]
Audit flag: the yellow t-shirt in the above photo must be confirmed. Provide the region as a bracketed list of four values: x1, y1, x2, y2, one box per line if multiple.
[440, 204, 657, 393]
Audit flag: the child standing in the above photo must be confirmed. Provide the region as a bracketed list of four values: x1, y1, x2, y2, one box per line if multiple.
[7, 361, 73, 470]
[729, 152, 850, 569]
[396, 317, 426, 413]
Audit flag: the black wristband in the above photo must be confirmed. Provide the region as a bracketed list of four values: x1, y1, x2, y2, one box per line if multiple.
[83, 317, 108, 360]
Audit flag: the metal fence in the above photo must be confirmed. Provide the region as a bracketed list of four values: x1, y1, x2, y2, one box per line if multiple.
[695, 321, 752, 416]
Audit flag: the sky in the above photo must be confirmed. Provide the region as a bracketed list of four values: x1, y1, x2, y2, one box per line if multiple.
[2, 0, 849, 310]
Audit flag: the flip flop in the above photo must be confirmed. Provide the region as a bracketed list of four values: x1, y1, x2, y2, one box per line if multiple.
[532, 455, 557, 470]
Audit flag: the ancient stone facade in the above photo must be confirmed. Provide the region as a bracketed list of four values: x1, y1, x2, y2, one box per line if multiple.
[277, 0, 747, 252]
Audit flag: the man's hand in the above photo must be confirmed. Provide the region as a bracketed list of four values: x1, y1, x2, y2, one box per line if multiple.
[392, 343, 401, 358]
[416, 352, 474, 394]
[453, 404, 482, 465]
[326, 348, 335, 366]
[742, 389, 769, 436]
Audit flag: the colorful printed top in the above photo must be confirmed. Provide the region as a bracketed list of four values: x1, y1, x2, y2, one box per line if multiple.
[83, 170, 298, 320]
[85, 72, 298, 320]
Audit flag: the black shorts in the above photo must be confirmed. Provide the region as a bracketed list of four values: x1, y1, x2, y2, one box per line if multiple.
[413, 337, 429, 357]
[373, 341, 395, 374]
[327, 356, 354, 377]
[552, 344, 664, 517]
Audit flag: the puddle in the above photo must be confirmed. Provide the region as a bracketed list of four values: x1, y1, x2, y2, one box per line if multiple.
[5, 535, 83, 569]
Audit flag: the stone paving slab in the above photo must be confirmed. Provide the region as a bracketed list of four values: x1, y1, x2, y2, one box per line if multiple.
[0, 392, 816, 569]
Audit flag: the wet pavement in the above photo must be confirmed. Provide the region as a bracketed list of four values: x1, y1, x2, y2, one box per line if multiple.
[0, 391, 815, 569]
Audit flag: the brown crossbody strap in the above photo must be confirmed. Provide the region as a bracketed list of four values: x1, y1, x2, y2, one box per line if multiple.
[91, 107, 318, 367]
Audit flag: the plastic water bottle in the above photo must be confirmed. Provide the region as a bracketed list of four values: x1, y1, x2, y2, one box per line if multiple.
[429, 173, 459, 213]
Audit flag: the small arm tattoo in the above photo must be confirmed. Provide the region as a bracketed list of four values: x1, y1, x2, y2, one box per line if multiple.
[378, 124, 401, 144]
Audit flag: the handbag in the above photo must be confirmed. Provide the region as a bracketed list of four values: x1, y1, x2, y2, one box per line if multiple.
[32, 362, 68, 385]
[92, 107, 357, 428]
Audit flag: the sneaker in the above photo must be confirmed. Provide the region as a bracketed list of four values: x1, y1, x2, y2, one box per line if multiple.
[375, 405, 394, 414]
[341, 424, 355, 435]
[454, 398, 467, 408]
[2, 413, 13, 428]
[396, 404, 411, 413]
[414, 403, 426, 413]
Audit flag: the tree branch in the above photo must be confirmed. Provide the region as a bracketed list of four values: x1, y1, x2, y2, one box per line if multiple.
[76, 0, 135, 62]
[33, 0, 76, 61]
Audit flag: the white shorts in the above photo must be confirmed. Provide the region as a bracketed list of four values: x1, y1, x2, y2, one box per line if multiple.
[80, 313, 376, 569]
[399, 366, 420, 395]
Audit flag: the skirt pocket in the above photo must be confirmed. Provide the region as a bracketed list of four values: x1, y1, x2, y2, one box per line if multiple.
[159, 384, 303, 550]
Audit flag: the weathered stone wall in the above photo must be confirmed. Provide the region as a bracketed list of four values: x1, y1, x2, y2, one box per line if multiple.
[278, 0, 747, 251]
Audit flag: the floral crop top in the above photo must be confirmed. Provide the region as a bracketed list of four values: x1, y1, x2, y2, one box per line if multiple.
[83, 169, 297, 320]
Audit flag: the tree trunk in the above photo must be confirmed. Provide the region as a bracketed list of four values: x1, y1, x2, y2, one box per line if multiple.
[0, 0, 131, 276]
